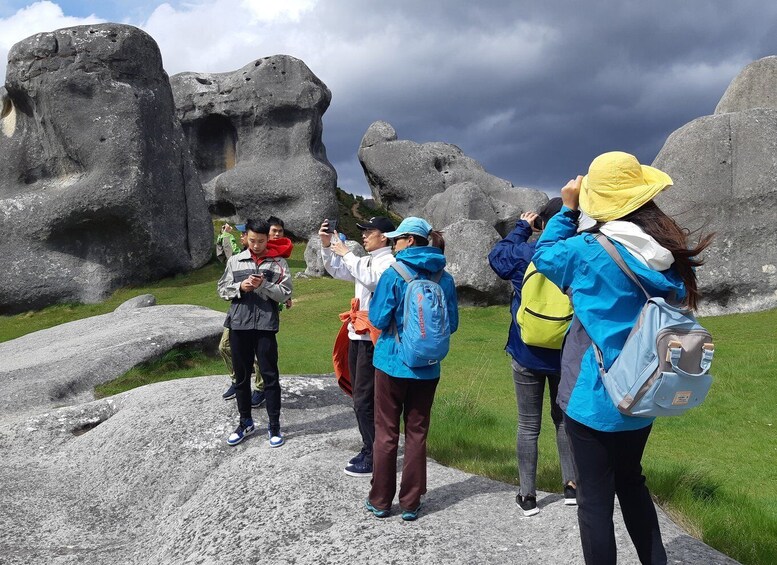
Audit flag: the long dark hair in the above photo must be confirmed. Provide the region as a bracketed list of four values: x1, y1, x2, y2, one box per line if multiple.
[620, 201, 713, 310]
[410, 230, 445, 252]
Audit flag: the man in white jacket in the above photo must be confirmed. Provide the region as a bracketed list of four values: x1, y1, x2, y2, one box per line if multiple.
[320, 216, 396, 477]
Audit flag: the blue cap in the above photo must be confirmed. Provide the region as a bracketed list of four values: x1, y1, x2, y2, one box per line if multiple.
[235, 223, 247, 233]
[383, 217, 433, 240]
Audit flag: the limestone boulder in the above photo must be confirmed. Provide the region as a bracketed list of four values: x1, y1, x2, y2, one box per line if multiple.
[303, 235, 366, 277]
[359, 121, 547, 231]
[654, 109, 777, 314]
[0, 303, 226, 416]
[0, 374, 738, 565]
[171, 55, 338, 237]
[0, 24, 212, 314]
[425, 181, 547, 237]
[715, 56, 777, 114]
[443, 219, 511, 306]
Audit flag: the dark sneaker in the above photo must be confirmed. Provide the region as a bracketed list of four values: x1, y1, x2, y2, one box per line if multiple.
[222, 384, 237, 400]
[401, 503, 422, 521]
[564, 484, 577, 506]
[516, 494, 539, 517]
[349, 450, 366, 465]
[344, 459, 373, 477]
[226, 419, 255, 446]
[268, 424, 284, 448]
[251, 390, 266, 407]
[364, 499, 390, 518]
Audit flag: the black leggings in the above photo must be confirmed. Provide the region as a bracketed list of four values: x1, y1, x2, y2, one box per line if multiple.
[229, 329, 281, 425]
[564, 415, 667, 565]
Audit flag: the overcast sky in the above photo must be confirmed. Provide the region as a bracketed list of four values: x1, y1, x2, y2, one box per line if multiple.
[2, 1, 777, 197]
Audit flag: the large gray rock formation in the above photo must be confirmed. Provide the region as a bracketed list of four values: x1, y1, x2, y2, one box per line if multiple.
[715, 56, 777, 114]
[0, 374, 738, 565]
[653, 57, 777, 314]
[0, 300, 225, 417]
[171, 56, 338, 237]
[443, 219, 512, 306]
[0, 24, 212, 315]
[358, 121, 546, 229]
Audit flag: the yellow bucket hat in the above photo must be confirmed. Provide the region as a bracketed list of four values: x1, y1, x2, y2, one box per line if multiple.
[580, 151, 673, 222]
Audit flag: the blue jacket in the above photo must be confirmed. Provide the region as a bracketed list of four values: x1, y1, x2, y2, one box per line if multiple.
[369, 246, 459, 380]
[487, 220, 561, 374]
[533, 207, 686, 432]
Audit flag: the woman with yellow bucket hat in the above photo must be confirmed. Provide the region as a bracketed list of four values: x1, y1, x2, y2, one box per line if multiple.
[532, 152, 713, 564]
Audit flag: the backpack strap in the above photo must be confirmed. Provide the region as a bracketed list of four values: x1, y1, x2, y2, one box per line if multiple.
[390, 261, 416, 283]
[593, 234, 651, 300]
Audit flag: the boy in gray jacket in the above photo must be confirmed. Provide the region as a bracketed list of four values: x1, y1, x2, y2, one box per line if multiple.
[217, 218, 292, 447]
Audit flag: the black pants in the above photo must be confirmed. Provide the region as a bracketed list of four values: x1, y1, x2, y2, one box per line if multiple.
[564, 415, 667, 565]
[230, 329, 281, 426]
[348, 339, 375, 462]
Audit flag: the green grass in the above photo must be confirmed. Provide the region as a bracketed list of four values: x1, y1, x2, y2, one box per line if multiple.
[1, 244, 775, 564]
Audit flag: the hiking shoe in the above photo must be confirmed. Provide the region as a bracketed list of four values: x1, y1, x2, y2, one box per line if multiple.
[401, 503, 422, 521]
[349, 450, 366, 465]
[227, 419, 255, 446]
[564, 484, 577, 506]
[344, 459, 373, 477]
[222, 384, 237, 400]
[268, 424, 284, 448]
[516, 494, 539, 517]
[364, 499, 390, 518]
[251, 390, 266, 407]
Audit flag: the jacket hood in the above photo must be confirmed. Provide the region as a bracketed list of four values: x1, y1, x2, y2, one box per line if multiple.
[266, 237, 294, 258]
[599, 221, 673, 271]
[395, 245, 447, 273]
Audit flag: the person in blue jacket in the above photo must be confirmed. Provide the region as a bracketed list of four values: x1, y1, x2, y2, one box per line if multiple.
[532, 152, 712, 565]
[488, 198, 577, 517]
[365, 217, 459, 522]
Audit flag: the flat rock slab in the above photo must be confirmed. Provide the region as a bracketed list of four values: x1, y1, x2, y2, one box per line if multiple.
[0, 375, 738, 565]
[0, 304, 225, 416]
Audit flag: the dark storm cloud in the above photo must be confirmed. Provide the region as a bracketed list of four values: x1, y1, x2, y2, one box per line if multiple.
[308, 0, 777, 195]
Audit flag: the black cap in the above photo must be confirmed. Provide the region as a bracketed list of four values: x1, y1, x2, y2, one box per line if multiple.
[356, 216, 396, 233]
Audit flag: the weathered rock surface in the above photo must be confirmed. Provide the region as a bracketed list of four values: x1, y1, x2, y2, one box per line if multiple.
[715, 56, 777, 114]
[171, 56, 338, 237]
[443, 219, 512, 306]
[0, 303, 225, 416]
[303, 235, 366, 277]
[653, 58, 777, 314]
[0, 374, 738, 565]
[358, 121, 546, 229]
[0, 24, 212, 314]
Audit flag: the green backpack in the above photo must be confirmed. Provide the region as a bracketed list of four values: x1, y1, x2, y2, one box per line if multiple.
[517, 262, 573, 349]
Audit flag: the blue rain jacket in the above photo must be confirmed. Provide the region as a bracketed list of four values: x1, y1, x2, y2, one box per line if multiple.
[369, 246, 459, 380]
[533, 207, 686, 432]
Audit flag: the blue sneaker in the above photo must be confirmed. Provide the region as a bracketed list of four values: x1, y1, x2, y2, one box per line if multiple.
[344, 459, 373, 477]
[251, 390, 266, 407]
[401, 503, 422, 521]
[222, 383, 237, 400]
[349, 449, 367, 465]
[226, 419, 255, 446]
[268, 424, 284, 448]
[364, 499, 390, 518]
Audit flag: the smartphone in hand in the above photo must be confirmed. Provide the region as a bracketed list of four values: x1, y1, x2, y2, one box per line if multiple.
[325, 219, 338, 233]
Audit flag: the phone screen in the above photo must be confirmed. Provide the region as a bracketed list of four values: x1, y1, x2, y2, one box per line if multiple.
[325, 219, 338, 233]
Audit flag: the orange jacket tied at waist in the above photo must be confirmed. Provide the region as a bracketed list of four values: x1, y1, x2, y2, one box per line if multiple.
[332, 298, 380, 396]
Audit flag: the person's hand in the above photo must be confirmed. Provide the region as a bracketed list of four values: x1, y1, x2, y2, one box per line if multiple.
[561, 175, 583, 210]
[330, 232, 349, 256]
[285, 298, 293, 309]
[318, 220, 332, 248]
[520, 212, 540, 232]
[240, 274, 263, 292]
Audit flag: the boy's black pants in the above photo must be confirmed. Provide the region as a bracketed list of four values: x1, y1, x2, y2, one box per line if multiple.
[230, 329, 281, 426]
